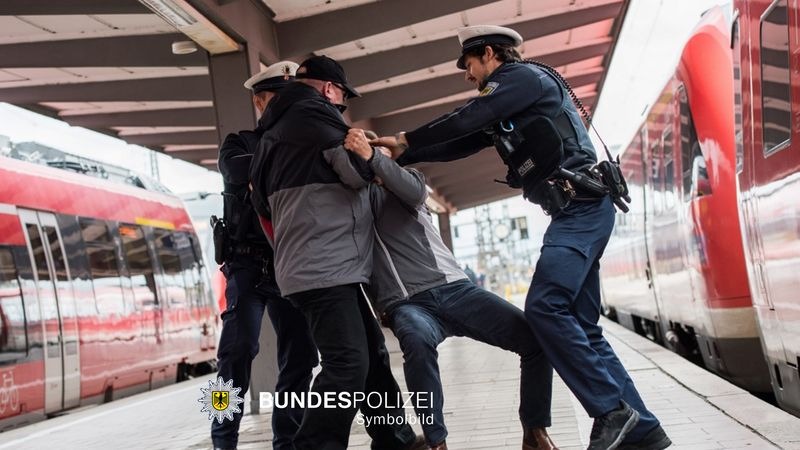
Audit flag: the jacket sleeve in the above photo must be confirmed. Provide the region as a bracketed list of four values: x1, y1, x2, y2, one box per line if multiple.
[322, 145, 374, 189]
[369, 150, 427, 208]
[404, 64, 543, 150]
[217, 132, 252, 185]
[396, 131, 492, 166]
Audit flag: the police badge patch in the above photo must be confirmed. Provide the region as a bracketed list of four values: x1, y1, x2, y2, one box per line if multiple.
[199, 377, 244, 423]
[480, 81, 499, 96]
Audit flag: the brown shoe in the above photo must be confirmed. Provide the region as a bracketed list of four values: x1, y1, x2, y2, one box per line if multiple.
[429, 441, 448, 450]
[405, 435, 428, 450]
[523, 427, 558, 450]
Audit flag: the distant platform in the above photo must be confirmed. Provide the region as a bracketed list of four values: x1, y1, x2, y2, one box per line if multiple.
[1, 298, 798, 450]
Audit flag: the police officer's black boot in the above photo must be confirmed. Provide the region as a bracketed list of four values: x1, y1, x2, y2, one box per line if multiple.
[587, 400, 639, 450]
[616, 425, 671, 450]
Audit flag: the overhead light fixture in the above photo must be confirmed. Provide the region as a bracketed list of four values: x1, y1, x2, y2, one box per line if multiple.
[139, 0, 240, 54]
[172, 40, 198, 55]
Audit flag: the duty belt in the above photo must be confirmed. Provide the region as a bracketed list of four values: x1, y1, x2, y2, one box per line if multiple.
[231, 244, 270, 259]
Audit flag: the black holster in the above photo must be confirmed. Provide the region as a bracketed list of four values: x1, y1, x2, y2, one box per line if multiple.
[210, 215, 228, 265]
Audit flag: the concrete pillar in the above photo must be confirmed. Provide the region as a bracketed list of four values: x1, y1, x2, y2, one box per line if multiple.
[208, 49, 257, 143]
[438, 212, 453, 251]
[208, 47, 279, 413]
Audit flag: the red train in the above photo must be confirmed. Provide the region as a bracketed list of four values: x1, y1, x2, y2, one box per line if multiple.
[0, 153, 218, 429]
[734, 0, 800, 416]
[600, 6, 772, 393]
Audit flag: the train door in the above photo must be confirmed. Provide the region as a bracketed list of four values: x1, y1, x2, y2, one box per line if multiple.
[18, 210, 81, 413]
[752, 0, 797, 364]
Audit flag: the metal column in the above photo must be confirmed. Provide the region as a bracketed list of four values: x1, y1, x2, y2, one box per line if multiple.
[438, 212, 453, 252]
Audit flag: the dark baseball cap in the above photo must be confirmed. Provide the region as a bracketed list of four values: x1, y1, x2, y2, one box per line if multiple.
[296, 55, 360, 98]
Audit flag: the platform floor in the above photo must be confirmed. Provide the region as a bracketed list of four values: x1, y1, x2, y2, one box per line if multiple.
[1, 298, 799, 450]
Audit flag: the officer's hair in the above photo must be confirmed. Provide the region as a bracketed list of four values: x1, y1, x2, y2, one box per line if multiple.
[463, 43, 522, 64]
[253, 91, 272, 101]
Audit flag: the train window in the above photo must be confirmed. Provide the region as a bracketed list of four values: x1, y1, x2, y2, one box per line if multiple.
[153, 229, 187, 307]
[760, 0, 791, 154]
[649, 142, 662, 215]
[43, 226, 68, 282]
[119, 224, 159, 308]
[0, 247, 27, 364]
[80, 219, 125, 315]
[679, 88, 703, 200]
[177, 232, 203, 307]
[732, 14, 745, 173]
[26, 225, 51, 283]
[663, 130, 676, 211]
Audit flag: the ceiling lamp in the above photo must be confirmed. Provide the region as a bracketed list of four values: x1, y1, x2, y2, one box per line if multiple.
[139, 0, 240, 54]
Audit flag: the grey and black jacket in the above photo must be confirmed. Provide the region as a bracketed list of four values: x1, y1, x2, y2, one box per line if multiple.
[365, 151, 467, 313]
[250, 82, 374, 297]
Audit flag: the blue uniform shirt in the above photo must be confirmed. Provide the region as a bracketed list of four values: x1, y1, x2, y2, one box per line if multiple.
[398, 62, 597, 173]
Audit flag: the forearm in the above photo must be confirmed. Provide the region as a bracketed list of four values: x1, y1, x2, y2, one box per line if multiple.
[369, 151, 426, 207]
[397, 131, 491, 166]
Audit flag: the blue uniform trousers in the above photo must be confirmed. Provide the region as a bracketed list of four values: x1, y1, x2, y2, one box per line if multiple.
[388, 280, 553, 446]
[212, 258, 318, 450]
[524, 196, 659, 442]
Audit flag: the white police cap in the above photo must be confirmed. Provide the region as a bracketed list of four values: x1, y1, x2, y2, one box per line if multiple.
[456, 25, 523, 69]
[243, 61, 299, 93]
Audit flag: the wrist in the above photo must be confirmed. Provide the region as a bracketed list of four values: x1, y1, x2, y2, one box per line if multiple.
[395, 132, 409, 150]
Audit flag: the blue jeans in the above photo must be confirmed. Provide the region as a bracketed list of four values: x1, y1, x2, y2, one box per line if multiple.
[388, 280, 553, 446]
[212, 259, 318, 450]
[524, 197, 660, 441]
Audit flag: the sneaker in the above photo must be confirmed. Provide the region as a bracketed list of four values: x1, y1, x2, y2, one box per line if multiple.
[587, 401, 640, 450]
[617, 425, 671, 450]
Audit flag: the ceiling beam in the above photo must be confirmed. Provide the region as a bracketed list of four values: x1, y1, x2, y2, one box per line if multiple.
[0, 34, 207, 68]
[373, 87, 599, 136]
[189, 0, 280, 63]
[275, 0, 497, 58]
[372, 100, 465, 137]
[63, 107, 216, 128]
[342, 1, 623, 86]
[164, 148, 220, 161]
[350, 59, 606, 121]
[122, 130, 218, 146]
[0, 0, 148, 15]
[427, 162, 506, 190]
[0, 75, 211, 103]
[447, 188, 520, 211]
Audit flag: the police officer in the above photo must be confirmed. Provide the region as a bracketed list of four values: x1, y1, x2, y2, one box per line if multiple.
[373, 26, 670, 450]
[213, 61, 318, 450]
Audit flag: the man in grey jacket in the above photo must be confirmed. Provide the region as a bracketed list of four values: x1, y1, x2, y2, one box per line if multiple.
[250, 56, 422, 450]
[341, 139, 557, 450]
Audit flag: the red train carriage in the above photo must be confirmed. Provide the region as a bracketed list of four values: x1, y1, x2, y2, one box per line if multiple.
[733, 0, 800, 415]
[601, 7, 771, 393]
[0, 155, 217, 429]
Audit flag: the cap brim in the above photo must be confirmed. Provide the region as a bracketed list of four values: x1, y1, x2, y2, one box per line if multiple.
[252, 80, 291, 93]
[457, 54, 467, 70]
[343, 82, 360, 99]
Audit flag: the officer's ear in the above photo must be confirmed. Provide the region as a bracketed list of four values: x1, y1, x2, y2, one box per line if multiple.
[483, 45, 496, 63]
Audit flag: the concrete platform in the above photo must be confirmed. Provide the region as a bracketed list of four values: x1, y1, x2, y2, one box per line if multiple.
[1, 300, 798, 449]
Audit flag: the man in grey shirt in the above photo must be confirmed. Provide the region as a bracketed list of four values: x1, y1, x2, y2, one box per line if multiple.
[341, 136, 557, 450]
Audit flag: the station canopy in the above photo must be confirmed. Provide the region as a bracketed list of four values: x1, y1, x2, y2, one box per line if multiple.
[0, 0, 629, 211]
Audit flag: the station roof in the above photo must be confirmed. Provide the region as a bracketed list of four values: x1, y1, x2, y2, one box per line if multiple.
[0, 0, 629, 211]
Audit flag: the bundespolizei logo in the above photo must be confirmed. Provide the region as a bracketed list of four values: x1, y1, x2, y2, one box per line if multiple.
[199, 377, 245, 423]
